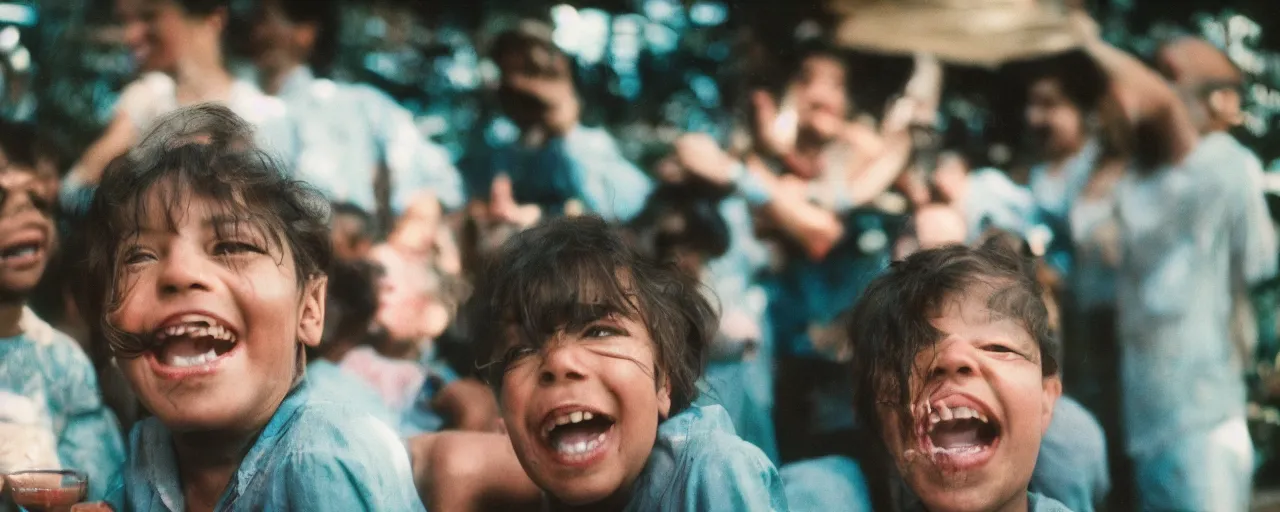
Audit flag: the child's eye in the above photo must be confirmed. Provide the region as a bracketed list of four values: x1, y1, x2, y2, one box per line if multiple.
[502, 345, 537, 367]
[583, 325, 624, 338]
[213, 241, 265, 256]
[122, 249, 155, 266]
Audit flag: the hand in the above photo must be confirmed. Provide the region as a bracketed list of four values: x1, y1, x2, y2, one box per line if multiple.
[673, 133, 736, 186]
[432, 378, 501, 432]
[752, 90, 797, 157]
[488, 175, 542, 228]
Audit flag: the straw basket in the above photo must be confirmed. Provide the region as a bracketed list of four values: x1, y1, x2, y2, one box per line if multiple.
[832, 0, 1086, 67]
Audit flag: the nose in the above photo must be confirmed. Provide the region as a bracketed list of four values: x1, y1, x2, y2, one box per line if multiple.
[929, 339, 980, 381]
[156, 244, 215, 297]
[537, 343, 589, 386]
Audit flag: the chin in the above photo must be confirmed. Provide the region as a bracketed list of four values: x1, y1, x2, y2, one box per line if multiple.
[545, 479, 620, 508]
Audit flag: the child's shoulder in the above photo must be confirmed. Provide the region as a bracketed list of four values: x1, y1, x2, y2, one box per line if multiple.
[660, 404, 778, 479]
[17, 308, 95, 375]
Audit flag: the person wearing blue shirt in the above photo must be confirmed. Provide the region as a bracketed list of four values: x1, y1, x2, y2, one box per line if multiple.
[449, 216, 786, 511]
[0, 121, 124, 501]
[248, 0, 465, 216]
[82, 105, 424, 511]
[471, 24, 653, 223]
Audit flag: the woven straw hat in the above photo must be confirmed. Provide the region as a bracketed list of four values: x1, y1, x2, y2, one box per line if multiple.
[832, 0, 1086, 67]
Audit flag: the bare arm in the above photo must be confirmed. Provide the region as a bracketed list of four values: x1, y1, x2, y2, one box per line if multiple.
[409, 432, 542, 512]
[68, 113, 137, 187]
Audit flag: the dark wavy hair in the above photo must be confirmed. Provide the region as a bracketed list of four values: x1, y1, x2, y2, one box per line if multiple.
[467, 216, 716, 416]
[78, 104, 332, 359]
[847, 239, 1058, 446]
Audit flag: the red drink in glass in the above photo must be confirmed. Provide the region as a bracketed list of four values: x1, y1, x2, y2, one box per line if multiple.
[4, 470, 88, 512]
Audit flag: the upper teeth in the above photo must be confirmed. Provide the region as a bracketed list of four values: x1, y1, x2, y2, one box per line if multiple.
[927, 404, 989, 431]
[155, 315, 237, 343]
[543, 410, 597, 437]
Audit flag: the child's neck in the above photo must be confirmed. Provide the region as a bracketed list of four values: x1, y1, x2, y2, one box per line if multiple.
[172, 426, 266, 511]
[0, 300, 25, 338]
[547, 490, 632, 512]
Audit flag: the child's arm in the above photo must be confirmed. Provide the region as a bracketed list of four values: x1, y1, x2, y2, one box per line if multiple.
[408, 432, 543, 512]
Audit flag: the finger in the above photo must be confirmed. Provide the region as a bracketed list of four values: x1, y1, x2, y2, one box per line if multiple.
[490, 174, 516, 213]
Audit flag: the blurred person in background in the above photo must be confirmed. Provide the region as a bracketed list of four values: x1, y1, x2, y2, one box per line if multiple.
[1156, 36, 1278, 404]
[1072, 16, 1275, 509]
[305, 259, 397, 430]
[341, 244, 497, 436]
[1013, 50, 1128, 509]
[62, 0, 289, 209]
[468, 22, 653, 224]
[672, 44, 932, 465]
[247, 0, 465, 222]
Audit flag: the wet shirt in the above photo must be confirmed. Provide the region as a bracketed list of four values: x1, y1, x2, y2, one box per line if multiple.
[273, 67, 465, 214]
[621, 404, 788, 511]
[1114, 133, 1278, 456]
[780, 456, 871, 512]
[0, 308, 124, 501]
[106, 381, 425, 511]
[469, 126, 653, 222]
[304, 359, 399, 431]
[1031, 396, 1110, 512]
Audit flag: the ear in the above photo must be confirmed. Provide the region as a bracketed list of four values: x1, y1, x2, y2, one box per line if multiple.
[656, 372, 673, 419]
[298, 276, 327, 348]
[1040, 375, 1063, 435]
[1208, 89, 1244, 127]
[294, 24, 318, 55]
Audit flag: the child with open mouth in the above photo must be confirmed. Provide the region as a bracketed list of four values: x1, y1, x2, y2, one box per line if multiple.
[80, 105, 424, 511]
[847, 241, 1070, 512]
[466, 215, 787, 511]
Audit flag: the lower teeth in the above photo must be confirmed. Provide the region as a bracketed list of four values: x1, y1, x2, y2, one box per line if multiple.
[556, 433, 608, 456]
[167, 349, 218, 367]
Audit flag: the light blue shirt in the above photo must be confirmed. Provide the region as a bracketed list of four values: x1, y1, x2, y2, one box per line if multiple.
[107, 381, 425, 511]
[780, 456, 871, 512]
[472, 125, 654, 222]
[1032, 396, 1110, 512]
[274, 67, 465, 214]
[0, 309, 124, 501]
[964, 167, 1041, 243]
[304, 359, 399, 431]
[621, 404, 787, 511]
[1115, 133, 1277, 457]
[1029, 141, 1102, 277]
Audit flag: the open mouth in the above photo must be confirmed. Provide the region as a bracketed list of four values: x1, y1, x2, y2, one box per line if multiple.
[540, 408, 616, 465]
[912, 399, 1002, 470]
[149, 314, 239, 372]
[0, 232, 45, 267]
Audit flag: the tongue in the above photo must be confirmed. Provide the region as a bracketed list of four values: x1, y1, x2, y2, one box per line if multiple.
[932, 425, 983, 449]
[552, 423, 610, 446]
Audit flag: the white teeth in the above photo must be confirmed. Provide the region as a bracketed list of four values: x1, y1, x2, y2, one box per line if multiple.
[597, 433, 606, 442]
[555, 438, 603, 458]
[939, 405, 953, 421]
[555, 415, 571, 426]
[582, 412, 593, 421]
[166, 348, 218, 368]
[569, 411, 584, 424]
[978, 413, 988, 423]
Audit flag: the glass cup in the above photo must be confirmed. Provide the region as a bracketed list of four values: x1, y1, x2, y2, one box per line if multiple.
[3, 470, 88, 512]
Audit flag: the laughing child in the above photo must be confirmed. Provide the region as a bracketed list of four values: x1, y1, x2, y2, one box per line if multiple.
[0, 119, 125, 501]
[466, 215, 787, 511]
[81, 105, 423, 510]
[847, 241, 1070, 512]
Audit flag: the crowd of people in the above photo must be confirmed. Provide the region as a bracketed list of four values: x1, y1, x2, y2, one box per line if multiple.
[0, 0, 1277, 511]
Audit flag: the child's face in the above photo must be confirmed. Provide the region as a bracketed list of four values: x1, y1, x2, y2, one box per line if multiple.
[878, 291, 1060, 512]
[497, 313, 672, 506]
[108, 190, 325, 432]
[0, 168, 54, 298]
[330, 213, 371, 262]
[369, 246, 445, 344]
